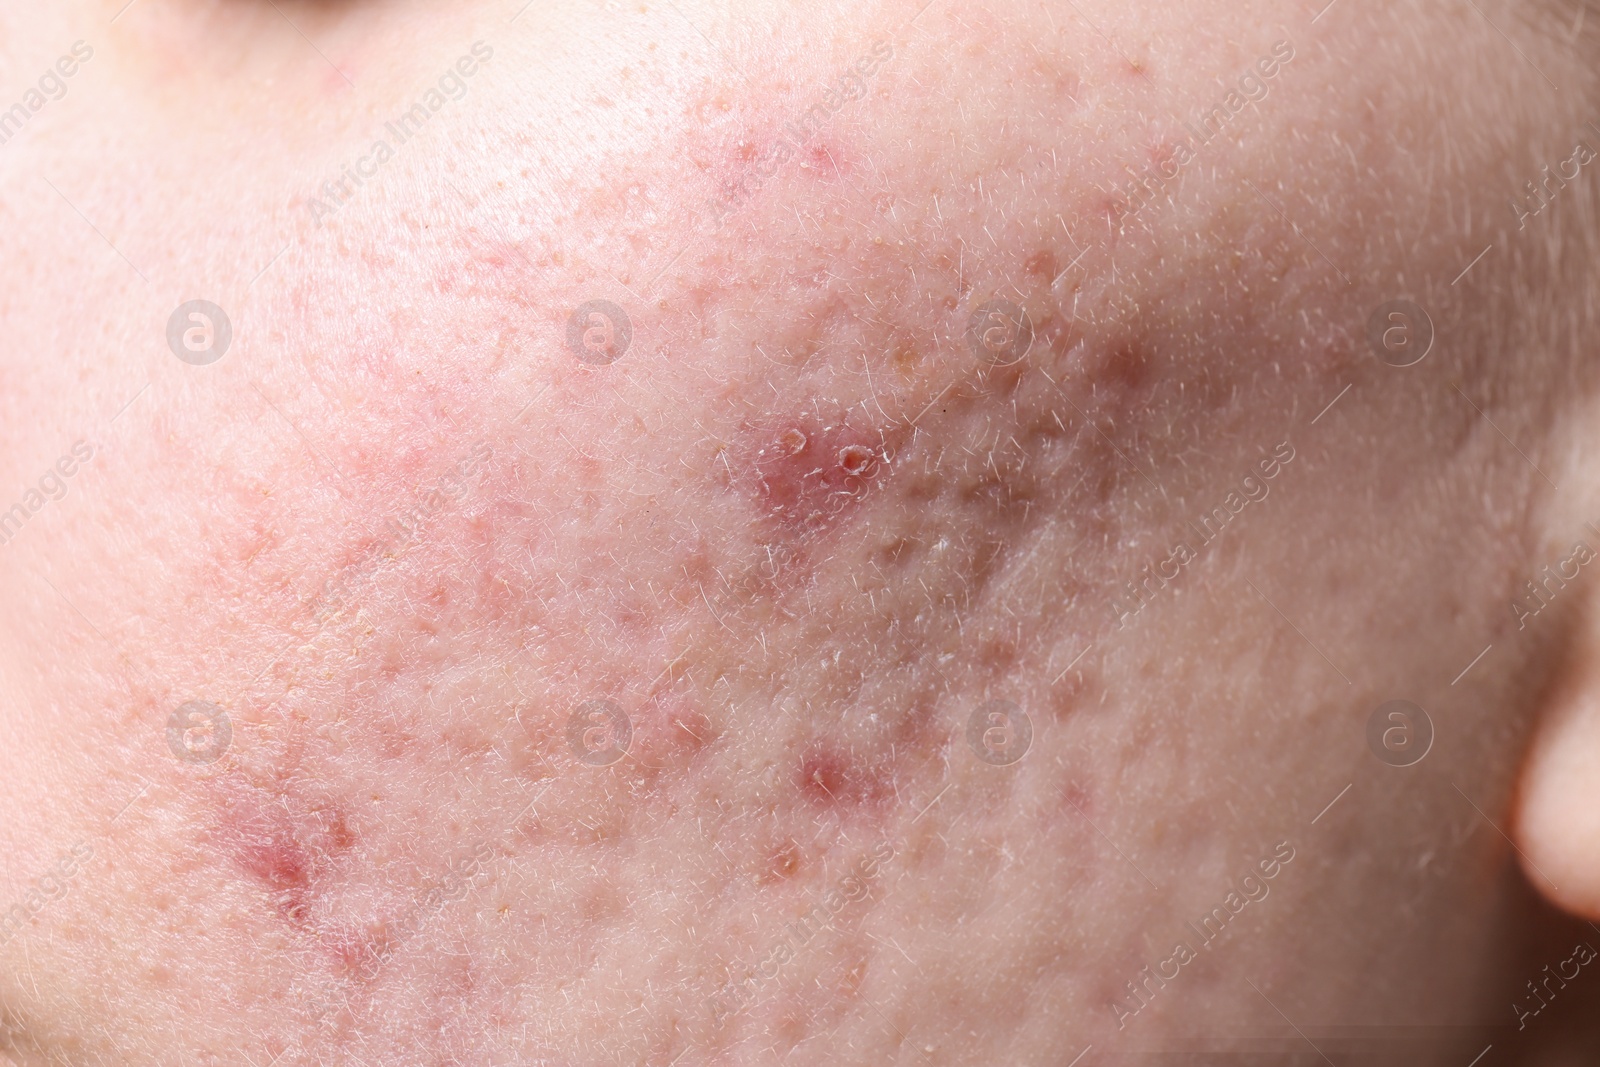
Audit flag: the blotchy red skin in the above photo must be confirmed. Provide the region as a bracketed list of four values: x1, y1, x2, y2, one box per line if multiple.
[0, 2, 1575, 1065]
[741, 415, 893, 537]
[199, 396, 928, 955]
[210, 777, 354, 925]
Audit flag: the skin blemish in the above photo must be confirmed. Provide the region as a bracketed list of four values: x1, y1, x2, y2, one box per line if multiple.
[894, 701, 938, 749]
[219, 797, 312, 921]
[800, 140, 848, 180]
[327, 926, 376, 980]
[699, 122, 854, 229]
[1095, 193, 1127, 228]
[323, 66, 355, 95]
[209, 774, 359, 925]
[1060, 782, 1094, 818]
[1047, 645, 1097, 722]
[741, 417, 890, 537]
[618, 691, 717, 788]
[837, 444, 875, 477]
[891, 337, 921, 380]
[1024, 249, 1058, 280]
[798, 746, 892, 811]
[876, 535, 917, 569]
[1082, 337, 1155, 403]
[757, 839, 804, 886]
[976, 635, 1021, 675]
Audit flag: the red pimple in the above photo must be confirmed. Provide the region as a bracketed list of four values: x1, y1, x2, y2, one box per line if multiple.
[708, 122, 851, 207]
[624, 693, 717, 784]
[1096, 194, 1127, 225]
[219, 796, 314, 921]
[1034, 311, 1082, 357]
[798, 746, 890, 811]
[1056, 68, 1084, 105]
[210, 776, 358, 924]
[1060, 782, 1094, 818]
[744, 417, 886, 537]
[837, 444, 875, 477]
[890, 701, 938, 751]
[801, 140, 848, 180]
[1024, 249, 1059, 280]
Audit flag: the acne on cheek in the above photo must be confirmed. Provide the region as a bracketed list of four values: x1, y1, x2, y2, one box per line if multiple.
[204, 772, 361, 927]
[170, 351, 1147, 998]
[192, 71, 1258, 963]
[256, 311, 1168, 855]
[798, 745, 895, 811]
[187, 463, 941, 949]
[730, 414, 903, 541]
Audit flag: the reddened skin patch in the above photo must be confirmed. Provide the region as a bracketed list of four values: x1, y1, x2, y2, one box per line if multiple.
[735, 414, 899, 538]
[798, 744, 893, 812]
[207, 772, 359, 925]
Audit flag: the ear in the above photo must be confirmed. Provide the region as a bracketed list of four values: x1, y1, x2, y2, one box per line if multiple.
[1514, 575, 1600, 918]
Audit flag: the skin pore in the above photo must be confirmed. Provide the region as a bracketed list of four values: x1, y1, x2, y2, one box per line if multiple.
[2, 0, 1600, 1064]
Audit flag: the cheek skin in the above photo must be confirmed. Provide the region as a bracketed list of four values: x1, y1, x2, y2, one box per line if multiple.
[156, 10, 1321, 1050]
[160, 192, 1189, 1046]
[4, 0, 1576, 1061]
[194, 283, 1194, 1064]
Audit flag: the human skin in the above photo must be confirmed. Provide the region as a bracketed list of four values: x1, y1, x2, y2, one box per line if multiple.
[2, 0, 1600, 1064]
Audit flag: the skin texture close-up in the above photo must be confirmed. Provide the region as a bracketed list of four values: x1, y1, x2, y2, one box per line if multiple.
[3, 0, 1600, 1064]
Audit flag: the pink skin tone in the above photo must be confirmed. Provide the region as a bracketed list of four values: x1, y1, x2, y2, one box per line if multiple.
[2, 0, 1600, 1065]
